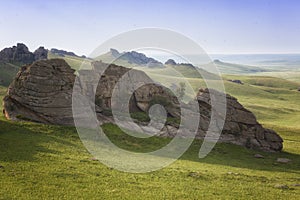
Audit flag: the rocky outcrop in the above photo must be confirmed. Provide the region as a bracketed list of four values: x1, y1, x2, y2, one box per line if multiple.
[50, 48, 85, 58]
[109, 48, 121, 58]
[103, 48, 163, 68]
[229, 79, 243, 85]
[195, 88, 283, 151]
[0, 43, 34, 64]
[3, 59, 75, 125]
[165, 59, 177, 65]
[157, 88, 283, 152]
[2, 59, 283, 152]
[0, 43, 48, 65]
[34, 47, 48, 60]
[79, 61, 180, 117]
[3, 59, 179, 125]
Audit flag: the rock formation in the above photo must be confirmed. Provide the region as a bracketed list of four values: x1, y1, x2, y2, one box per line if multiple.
[195, 88, 282, 151]
[0, 43, 48, 65]
[50, 48, 83, 58]
[228, 79, 243, 85]
[3, 59, 75, 125]
[78, 61, 180, 117]
[3, 60, 178, 125]
[157, 88, 283, 152]
[0, 43, 34, 64]
[34, 47, 48, 61]
[2, 59, 283, 152]
[165, 59, 177, 65]
[99, 48, 163, 68]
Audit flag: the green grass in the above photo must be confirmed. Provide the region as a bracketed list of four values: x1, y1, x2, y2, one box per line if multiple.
[255, 70, 300, 83]
[222, 77, 300, 130]
[0, 63, 20, 87]
[205, 60, 267, 74]
[0, 118, 299, 199]
[224, 75, 300, 90]
[48, 52, 92, 71]
[0, 69, 300, 199]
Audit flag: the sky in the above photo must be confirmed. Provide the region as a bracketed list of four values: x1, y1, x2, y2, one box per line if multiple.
[0, 0, 300, 56]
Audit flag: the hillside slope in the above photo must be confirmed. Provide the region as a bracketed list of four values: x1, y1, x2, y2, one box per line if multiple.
[0, 82, 299, 199]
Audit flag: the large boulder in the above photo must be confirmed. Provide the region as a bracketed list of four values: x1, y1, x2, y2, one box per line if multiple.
[158, 89, 283, 152]
[3, 59, 75, 125]
[195, 88, 283, 151]
[78, 61, 180, 117]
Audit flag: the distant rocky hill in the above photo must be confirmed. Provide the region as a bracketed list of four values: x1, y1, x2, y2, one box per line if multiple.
[98, 49, 220, 80]
[0, 43, 47, 65]
[164, 59, 220, 80]
[50, 48, 86, 58]
[97, 48, 163, 68]
[3, 58, 283, 152]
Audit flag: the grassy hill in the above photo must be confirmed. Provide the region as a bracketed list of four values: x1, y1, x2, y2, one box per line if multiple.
[254, 71, 300, 84]
[0, 70, 300, 199]
[48, 52, 92, 71]
[203, 60, 268, 75]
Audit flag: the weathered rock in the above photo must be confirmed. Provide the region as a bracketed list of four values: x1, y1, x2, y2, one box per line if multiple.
[0, 43, 34, 64]
[276, 158, 291, 163]
[79, 61, 180, 117]
[254, 154, 264, 158]
[193, 88, 283, 152]
[3, 60, 179, 125]
[229, 79, 243, 85]
[34, 47, 48, 60]
[3, 59, 75, 125]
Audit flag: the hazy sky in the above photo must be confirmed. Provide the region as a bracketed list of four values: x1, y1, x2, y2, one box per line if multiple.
[1, 0, 300, 55]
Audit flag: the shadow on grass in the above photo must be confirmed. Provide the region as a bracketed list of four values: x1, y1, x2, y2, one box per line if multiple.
[0, 118, 79, 162]
[181, 140, 300, 174]
[0, 119, 299, 174]
[102, 123, 300, 174]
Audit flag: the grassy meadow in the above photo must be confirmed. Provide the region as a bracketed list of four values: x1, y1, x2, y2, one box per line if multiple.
[0, 58, 300, 199]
